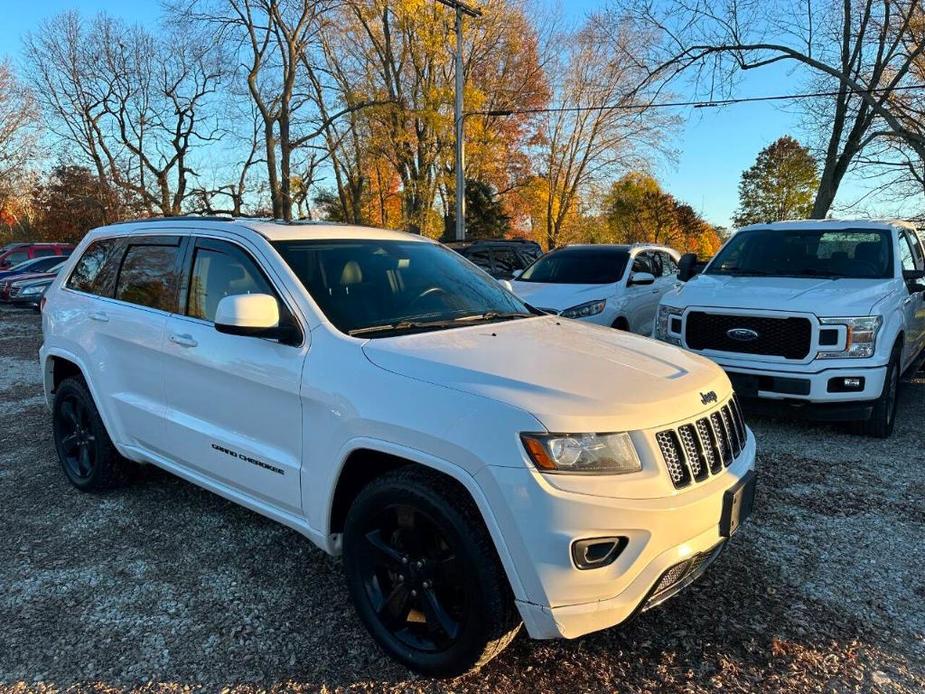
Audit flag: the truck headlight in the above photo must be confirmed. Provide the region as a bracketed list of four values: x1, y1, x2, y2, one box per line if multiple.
[817, 316, 881, 359]
[656, 305, 683, 344]
[560, 299, 606, 319]
[520, 432, 642, 475]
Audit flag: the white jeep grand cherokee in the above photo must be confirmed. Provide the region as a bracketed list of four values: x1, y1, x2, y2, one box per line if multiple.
[656, 219, 925, 438]
[40, 219, 756, 675]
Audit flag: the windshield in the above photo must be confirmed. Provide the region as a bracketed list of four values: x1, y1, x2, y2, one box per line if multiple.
[518, 247, 629, 284]
[707, 228, 894, 279]
[273, 239, 532, 336]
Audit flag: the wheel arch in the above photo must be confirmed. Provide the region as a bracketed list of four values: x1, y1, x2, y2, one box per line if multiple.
[325, 440, 528, 601]
[42, 349, 121, 450]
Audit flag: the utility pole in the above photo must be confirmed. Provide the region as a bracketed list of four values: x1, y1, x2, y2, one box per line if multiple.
[435, 0, 482, 241]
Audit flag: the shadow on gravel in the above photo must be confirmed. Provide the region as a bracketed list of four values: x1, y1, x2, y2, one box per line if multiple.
[1, 307, 924, 692]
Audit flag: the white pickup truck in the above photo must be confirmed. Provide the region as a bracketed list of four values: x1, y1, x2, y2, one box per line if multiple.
[655, 219, 925, 437]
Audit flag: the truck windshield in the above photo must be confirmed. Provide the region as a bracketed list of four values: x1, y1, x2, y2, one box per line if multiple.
[707, 228, 893, 279]
[273, 239, 533, 336]
[518, 247, 629, 284]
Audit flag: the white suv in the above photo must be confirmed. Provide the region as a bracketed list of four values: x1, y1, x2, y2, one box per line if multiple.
[40, 219, 756, 675]
[510, 244, 680, 334]
[655, 219, 925, 438]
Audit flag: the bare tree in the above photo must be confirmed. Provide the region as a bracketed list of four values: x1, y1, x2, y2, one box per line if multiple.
[25, 12, 223, 216]
[0, 61, 37, 229]
[624, 0, 925, 217]
[529, 14, 675, 249]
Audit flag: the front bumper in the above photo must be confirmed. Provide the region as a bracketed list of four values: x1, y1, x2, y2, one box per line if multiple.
[478, 430, 757, 640]
[718, 360, 887, 404]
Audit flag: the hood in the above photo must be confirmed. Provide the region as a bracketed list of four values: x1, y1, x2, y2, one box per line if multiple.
[665, 274, 894, 316]
[9, 271, 56, 285]
[510, 281, 613, 312]
[362, 316, 731, 433]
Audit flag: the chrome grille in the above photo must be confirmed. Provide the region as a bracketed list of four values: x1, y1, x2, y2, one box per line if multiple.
[655, 396, 748, 489]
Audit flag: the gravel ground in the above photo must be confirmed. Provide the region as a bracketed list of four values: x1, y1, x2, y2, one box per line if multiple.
[1, 304, 923, 693]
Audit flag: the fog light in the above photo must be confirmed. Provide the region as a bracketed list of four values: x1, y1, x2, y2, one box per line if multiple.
[827, 376, 865, 393]
[571, 536, 628, 570]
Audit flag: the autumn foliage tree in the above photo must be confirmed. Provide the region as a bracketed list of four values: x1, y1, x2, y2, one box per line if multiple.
[603, 172, 722, 255]
[733, 136, 819, 226]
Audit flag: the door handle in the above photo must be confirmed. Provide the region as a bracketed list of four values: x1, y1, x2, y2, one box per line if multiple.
[904, 296, 915, 306]
[88, 311, 109, 322]
[169, 333, 198, 348]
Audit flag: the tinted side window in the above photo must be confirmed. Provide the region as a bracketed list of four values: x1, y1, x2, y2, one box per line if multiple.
[632, 253, 653, 275]
[67, 239, 118, 296]
[661, 252, 678, 276]
[902, 230, 924, 271]
[899, 234, 917, 272]
[4, 251, 28, 267]
[115, 242, 180, 311]
[492, 248, 520, 276]
[33, 248, 57, 258]
[464, 247, 493, 272]
[187, 243, 276, 322]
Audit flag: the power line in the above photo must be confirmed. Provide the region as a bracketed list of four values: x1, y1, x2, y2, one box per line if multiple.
[472, 82, 925, 117]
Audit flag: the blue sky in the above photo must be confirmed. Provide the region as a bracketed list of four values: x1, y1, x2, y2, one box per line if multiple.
[0, 0, 884, 227]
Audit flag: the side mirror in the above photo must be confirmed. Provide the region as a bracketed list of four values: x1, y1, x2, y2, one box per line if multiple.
[678, 253, 700, 282]
[215, 293, 299, 344]
[628, 271, 656, 286]
[512, 269, 523, 279]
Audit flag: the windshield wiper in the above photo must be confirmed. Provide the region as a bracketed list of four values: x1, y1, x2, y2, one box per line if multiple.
[721, 269, 774, 276]
[453, 311, 533, 323]
[348, 311, 533, 337]
[348, 319, 459, 336]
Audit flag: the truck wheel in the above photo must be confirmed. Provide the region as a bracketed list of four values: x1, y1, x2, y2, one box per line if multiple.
[856, 347, 900, 439]
[342, 467, 521, 676]
[53, 377, 130, 491]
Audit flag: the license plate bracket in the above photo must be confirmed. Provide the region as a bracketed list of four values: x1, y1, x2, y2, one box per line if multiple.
[720, 469, 757, 537]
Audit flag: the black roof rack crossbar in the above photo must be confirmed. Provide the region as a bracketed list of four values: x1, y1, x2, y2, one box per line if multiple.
[109, 215, 236, 226]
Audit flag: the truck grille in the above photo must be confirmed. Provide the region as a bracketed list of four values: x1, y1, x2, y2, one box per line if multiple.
[685, 312, 812, 359]
[655, 395, 748, 489]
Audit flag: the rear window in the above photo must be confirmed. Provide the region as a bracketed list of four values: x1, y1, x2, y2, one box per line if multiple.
[115, 242, 180, 311]
[67, 239, 119, 296]
[518, 248, 630, 284]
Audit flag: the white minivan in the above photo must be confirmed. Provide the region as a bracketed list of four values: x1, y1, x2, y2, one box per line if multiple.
[510, 244, 680, 334]
[40, 219, 756, 675]
[655, 219, 925, 437]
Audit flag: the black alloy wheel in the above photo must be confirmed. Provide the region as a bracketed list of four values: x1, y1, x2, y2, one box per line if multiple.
[53, 377, 129, 491]
[57, 394, 97, 481]
[342, 468, 520, 676]
[359, 504, 465, 653]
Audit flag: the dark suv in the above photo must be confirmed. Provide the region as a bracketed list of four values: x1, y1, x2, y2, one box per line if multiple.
[445, 239, 543, 279]
[0, 242, 74, 270]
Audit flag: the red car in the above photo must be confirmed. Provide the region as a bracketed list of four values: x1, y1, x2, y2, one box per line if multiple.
[0, 242, 74, 271]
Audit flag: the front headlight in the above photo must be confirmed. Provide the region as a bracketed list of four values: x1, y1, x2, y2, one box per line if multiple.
[818, 316, 882, 358]
[21, 284, 48, 295]
[560, 299, 606, 319]
[656, 305, 684, 344]
[520, 432, 642, 475]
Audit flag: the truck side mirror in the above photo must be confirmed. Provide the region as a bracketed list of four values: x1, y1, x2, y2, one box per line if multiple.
[678, 253, 700, 282]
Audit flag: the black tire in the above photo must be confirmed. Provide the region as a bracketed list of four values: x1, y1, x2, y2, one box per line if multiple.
[855, 345, 901, 439]
[52, 376, 130, 491]
[611, 317, 629, 330]
[342, 467, 521, 676]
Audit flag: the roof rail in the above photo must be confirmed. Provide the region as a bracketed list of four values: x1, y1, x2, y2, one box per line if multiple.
[109, 215, 235, 226]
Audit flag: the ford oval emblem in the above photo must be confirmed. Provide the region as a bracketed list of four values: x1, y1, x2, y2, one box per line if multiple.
[727, 327, 759, 342]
